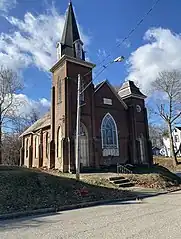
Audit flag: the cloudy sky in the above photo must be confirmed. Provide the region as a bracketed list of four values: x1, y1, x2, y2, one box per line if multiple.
[0, 0, 180, 116]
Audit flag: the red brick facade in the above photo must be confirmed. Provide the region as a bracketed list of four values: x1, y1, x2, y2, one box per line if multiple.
[20, 2, 153, 172]
[20, 55, 152, 172]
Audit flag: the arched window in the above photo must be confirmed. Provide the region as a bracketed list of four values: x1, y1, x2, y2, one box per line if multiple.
[101, 113, 118, 149]
[46, 132, 49, 158]
[35, 136, 39, 158]
[57, 127, 62, 158]
[26, 138, 29, 158]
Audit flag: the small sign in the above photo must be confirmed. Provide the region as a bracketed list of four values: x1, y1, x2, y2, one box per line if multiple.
[103, 98, 112, 105]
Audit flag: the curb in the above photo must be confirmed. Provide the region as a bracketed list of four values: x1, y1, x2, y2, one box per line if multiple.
[0, 188, 180, 221]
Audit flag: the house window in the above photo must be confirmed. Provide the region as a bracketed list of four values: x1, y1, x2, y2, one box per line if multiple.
[26, 138, 29, 158]
[57, 77, 62, 103]
[57, 127, 62, 158]
[175, 135, 179, 142]
[46, 132, 49, 158]
[35, 136, 39, 158]
[101, 113, 118, 149]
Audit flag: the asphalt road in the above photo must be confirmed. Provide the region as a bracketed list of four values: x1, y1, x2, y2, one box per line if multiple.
[1, 191, 181, 239]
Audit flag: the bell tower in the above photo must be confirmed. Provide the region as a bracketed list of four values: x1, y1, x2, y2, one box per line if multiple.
[56, 1, 85, 61]
[50, 2, 95, 172]
[118, 81, 153, 165]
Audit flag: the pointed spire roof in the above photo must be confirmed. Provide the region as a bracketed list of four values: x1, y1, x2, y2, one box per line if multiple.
[61, 2, 81, 48]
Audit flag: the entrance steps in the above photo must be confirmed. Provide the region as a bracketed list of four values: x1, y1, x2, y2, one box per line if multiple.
[109, 176, 134, 188]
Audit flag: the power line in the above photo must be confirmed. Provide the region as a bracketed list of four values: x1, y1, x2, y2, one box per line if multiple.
[95, 0, 161, 71]
[82, 0, 161, 86]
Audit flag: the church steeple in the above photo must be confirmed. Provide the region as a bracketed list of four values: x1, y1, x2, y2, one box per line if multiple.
[57, 2, 85, 61]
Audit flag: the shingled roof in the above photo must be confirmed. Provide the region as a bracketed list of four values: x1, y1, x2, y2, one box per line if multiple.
[20, 112, 51, 137]
[61, 1, 81, 58]
[118, 80, 146, 99]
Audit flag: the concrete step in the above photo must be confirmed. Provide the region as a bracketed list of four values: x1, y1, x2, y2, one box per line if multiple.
[113, 179, 130, 184]
[109, 176, 125, 181]
[118, 182, 135, 188]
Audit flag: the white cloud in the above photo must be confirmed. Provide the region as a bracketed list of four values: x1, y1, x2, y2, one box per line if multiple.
[14, 94, 50, 116]
[0, 5, 90, 72]
[0, 0, 17, 12]
[127, 28, 181, 93]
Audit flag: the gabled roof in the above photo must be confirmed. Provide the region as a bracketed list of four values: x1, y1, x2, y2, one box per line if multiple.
[94, 80, 128, 110]
[20, 112, 51, 137]
[175, 126, 181, 131]
[118, 80, 146, 99]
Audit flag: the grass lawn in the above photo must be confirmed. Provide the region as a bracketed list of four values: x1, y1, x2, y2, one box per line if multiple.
[124, 164, 181, 189]
[153, 156, 181, 172]
[0, 166, 133, 215]
[1, 162, 181, 215]
[40, 165, 181, 190]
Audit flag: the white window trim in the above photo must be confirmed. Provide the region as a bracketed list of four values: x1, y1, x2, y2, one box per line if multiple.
[101, 113, 119, 150]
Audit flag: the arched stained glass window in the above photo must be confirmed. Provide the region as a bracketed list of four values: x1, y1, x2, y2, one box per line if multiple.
[101, 113, 118, 149]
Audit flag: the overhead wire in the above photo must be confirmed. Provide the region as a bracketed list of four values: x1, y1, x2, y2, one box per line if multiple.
[80, 0, 161, 93]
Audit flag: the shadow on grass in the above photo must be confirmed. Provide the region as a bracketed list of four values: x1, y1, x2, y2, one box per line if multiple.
[0, 165, 162, 229]
[0, 196, 150, 231]
[0, 166, 136, 213]
[127, 164, 181, 181]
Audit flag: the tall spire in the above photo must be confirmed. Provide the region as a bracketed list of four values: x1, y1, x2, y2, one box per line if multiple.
[59, 1, 85, 60]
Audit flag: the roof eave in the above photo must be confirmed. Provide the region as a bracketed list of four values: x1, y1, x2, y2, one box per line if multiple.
[50, 55, 95, 73]
[20, 124, 51, 138]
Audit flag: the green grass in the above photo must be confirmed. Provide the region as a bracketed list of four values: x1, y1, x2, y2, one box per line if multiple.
[0, 166, 132, 215]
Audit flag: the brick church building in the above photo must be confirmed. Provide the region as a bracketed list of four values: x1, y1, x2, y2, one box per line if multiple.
[20, 2, 152, 172]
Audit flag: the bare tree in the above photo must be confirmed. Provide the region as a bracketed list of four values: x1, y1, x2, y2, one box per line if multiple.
[151, 70, 181, 165]
[10, 108, 40, 134]
[149, 123, 164, 148]
[0, 66, 22, 164]
[2, 108, 40, 165]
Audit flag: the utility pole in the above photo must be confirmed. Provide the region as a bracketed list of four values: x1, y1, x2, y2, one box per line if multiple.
[74, 56, 124, 181]
[75, 74, 81, 180]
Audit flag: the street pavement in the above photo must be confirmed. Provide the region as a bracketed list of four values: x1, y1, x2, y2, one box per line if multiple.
[1, 191, 181, 239]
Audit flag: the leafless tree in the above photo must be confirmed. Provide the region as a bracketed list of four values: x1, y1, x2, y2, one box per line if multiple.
[10, 108, 40, 134]
[2, 108, 40, 165]
[149, 124, 164, 148]
[0, 66, 22, 164]
[151, 70, 181, 165]
[2, 133, 21, 165]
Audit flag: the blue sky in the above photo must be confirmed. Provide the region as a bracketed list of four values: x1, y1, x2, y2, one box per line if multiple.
[0, 0, 181, 118]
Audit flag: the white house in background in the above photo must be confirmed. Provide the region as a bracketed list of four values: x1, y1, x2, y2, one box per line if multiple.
[160, 126, 181, 157]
